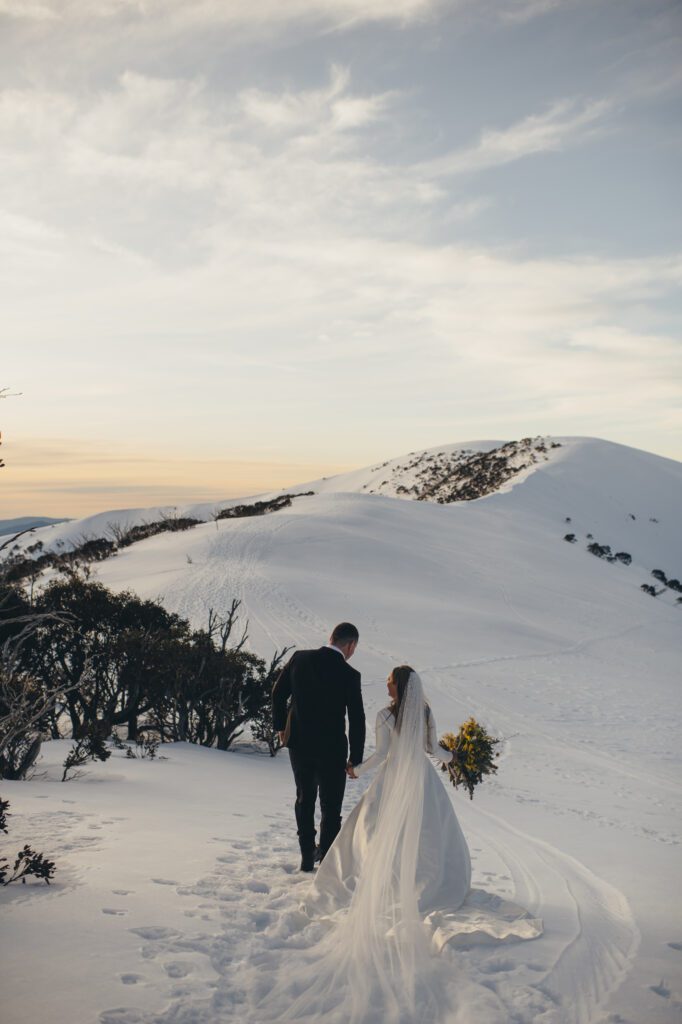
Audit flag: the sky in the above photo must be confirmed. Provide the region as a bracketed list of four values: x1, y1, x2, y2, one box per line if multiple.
[1, 0, 680, 519]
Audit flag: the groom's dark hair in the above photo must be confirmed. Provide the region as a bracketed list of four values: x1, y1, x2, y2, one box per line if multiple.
[331, 622, 359, 645]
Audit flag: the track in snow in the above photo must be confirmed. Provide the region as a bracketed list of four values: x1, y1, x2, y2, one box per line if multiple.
[97, 787, 638, 1024]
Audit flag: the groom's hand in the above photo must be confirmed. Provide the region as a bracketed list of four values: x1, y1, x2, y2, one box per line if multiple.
[346, 761, 357, 779]
[278, 731, 286, 744]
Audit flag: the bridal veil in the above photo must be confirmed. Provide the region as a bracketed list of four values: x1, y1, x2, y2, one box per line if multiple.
[252, 669, 443, 1023]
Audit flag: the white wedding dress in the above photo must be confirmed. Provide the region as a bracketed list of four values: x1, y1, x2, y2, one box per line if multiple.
[250, 672, 542, 1024]
[308, 704, 472, 922]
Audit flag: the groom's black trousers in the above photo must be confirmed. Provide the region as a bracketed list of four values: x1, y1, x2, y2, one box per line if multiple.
[288, 748, 347, 859]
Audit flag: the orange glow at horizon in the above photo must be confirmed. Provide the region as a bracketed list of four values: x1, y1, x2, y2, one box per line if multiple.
[0, 437, 352, 519]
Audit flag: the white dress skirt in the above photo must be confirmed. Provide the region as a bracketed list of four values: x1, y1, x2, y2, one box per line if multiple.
[307, 706, 542, 951]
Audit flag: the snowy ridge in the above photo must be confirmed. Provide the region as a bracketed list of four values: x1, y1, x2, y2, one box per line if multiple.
[320, 435, 565, 502]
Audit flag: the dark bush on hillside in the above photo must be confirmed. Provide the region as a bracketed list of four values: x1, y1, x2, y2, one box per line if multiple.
[214, 492, 314, 521]
[115, 516, 202, 548]
[587, 542, 612, 559]
[1, 536, 117, 583]
[640, 584, 658, 596]
[614, 552, 632, 566]
[9, 573, 287, 756]
[651, 569, 668, 584]
[72, 538, 117, 561]
[563, 534, 577, 543]
[143, 604, 286, 751]
[25, 576, 191, 742]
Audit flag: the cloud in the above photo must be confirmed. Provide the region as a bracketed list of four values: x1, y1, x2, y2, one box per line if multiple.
[0, 65, 443, 271]
[418, 96, 613, 177]
[0, 0, 443, 29]
[238, 65, 396, 135]
[498, 0, 563, 24]
[1, 44, 680, 496]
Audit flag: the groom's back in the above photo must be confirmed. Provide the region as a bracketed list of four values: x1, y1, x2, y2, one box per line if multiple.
[279, 646, 363, 762]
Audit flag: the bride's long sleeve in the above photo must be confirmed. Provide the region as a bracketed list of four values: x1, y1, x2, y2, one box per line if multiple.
[353, 709, 392, 777]
[426, 708, 455, 765]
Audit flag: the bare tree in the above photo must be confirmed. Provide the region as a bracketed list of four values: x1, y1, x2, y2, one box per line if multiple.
[105, 520, 130, 545]
[0, 530, 77, 778]
[250, 646, 294, 756]
[206, 601, 249, 654]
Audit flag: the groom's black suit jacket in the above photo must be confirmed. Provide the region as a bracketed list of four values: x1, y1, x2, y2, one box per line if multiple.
[272, 647, 365, 766]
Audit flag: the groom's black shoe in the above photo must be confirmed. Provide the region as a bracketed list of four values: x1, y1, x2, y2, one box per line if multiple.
[299, 853, 315, 872]
[314, 845, 322, 864]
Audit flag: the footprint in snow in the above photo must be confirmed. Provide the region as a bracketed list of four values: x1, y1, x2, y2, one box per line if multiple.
[650, 980, 671, 999]
[100, 1010, 145, 1023]
[245, 880, 270, 893]
[102, 908, 128, 916]
[120, 974, 144, 985]
[151, 878, 178, 886]
[130, 926, 181, 941]
[163, 962, 193, 978]
[112, 889, 134, 896]
[667, 941, 682, 951]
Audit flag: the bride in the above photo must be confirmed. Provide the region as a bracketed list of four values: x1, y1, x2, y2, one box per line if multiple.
[250, 666, 541, 1023]
[308, 664, 471, 920]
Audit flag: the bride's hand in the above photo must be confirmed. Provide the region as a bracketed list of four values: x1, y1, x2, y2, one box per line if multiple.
[346, 761, 358, 779]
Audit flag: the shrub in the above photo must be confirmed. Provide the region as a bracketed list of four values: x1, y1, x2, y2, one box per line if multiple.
[0, 798, 56, 886]
[27, 575, 190, 741]
[62, 730, 112, 781]
[587, 542, 612, 559]
[213, 492, 313, 521]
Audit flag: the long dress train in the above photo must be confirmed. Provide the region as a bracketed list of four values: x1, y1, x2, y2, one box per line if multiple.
[307, 705, 543, 951]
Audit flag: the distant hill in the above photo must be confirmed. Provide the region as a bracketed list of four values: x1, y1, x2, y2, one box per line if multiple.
[0, 515, 71, 538]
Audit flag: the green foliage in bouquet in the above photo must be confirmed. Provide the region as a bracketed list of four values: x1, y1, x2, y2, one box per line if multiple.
[439, 717, 500, 799]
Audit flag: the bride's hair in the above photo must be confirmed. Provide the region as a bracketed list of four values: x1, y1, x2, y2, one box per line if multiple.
[389, 665, 430, 728]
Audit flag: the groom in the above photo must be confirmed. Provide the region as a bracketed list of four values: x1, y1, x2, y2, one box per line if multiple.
[272, 622, 365, 872]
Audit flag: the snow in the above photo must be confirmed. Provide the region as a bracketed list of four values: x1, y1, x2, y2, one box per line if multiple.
[2, 436, 681, 1023]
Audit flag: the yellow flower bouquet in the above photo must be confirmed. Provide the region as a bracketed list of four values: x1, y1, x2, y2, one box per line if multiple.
[439, 717, 500, 799]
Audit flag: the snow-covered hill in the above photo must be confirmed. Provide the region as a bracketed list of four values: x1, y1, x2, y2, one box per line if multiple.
[2, 435, 681, 1024]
